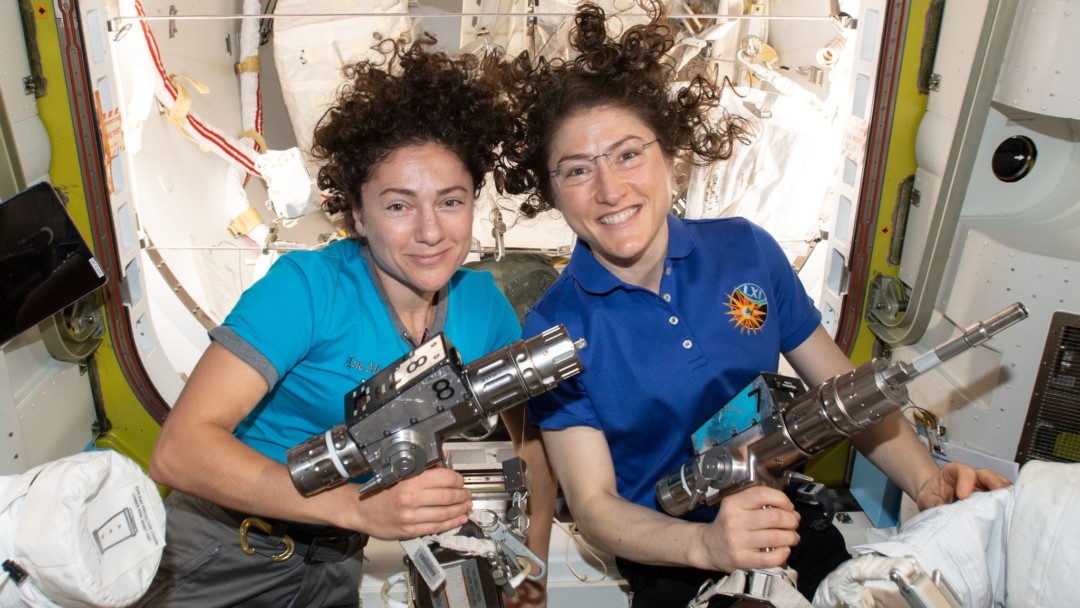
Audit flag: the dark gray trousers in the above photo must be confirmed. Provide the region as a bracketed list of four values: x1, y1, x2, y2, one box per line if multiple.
[135, 491, 365, 608]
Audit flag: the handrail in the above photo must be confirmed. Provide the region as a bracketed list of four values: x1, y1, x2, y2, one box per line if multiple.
[868, 0, 1018, 346]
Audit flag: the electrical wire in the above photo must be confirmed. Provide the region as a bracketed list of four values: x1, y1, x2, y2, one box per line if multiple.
[553, 517, 609, 584]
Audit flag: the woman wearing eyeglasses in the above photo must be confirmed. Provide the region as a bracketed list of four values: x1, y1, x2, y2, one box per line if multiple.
[496, 3, 1011, 606]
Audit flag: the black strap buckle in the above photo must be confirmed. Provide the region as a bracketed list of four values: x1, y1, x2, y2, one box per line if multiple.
[2, 559, 29, 584]
[789, 472, 836, 531]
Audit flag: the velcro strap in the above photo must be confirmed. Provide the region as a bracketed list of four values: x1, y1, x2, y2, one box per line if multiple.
[234, 55, 261, 74]
[163, 73, 210, 151]
[239, 129, 267, 154]
[228, 206, 264, 236]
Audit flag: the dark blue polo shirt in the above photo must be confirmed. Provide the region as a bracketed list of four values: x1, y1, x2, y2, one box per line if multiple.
[524, 215, 820, 520]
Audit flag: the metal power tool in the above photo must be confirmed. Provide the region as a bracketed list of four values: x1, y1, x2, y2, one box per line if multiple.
[287, 325, 585, 496]
[657, 302, 1029, 517]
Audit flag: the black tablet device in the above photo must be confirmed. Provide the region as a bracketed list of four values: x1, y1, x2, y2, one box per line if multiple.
[0, 183, 108, 345]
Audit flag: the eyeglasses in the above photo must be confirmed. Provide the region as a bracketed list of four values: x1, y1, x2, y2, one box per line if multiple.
[548, 138, 660, 188]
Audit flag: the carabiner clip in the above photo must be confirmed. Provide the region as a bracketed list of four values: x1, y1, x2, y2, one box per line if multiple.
[238, 516, 295, 562]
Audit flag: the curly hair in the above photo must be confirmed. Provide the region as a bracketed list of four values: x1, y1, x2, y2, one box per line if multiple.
[311, 34, 515, 239]
[494, 1, 751, 217]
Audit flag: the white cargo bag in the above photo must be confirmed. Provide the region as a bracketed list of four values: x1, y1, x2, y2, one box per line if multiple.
[0, 450, 166, 607]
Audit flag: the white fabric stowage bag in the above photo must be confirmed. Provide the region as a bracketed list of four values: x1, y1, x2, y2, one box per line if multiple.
[0, 450, 166, 607]
[813, 460, 1080, 607]
[271, 0, 411, 178]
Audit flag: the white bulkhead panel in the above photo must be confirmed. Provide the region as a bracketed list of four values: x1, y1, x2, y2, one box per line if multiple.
[902, 0, 993, 289]
[996, 0, 1080, 120]
[891, 0, 1080, 461]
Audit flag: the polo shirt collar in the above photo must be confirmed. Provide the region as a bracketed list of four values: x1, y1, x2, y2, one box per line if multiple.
[360, 245, 449, 346]
[567, 214, 696, 295]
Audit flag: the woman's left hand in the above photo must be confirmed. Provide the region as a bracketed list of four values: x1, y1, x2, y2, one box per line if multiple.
[915, 462, 1012, 510]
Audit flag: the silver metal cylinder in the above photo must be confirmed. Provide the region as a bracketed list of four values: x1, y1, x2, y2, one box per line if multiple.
[287, 424, 367, 496]
[287, 325, 585, 496]
[653, 302, 1030, 517]
[466, 324, 583, 415]
[749, 427, 808, 480]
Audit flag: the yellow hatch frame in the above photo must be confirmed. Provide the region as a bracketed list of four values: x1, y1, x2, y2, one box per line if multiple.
[34, 2, 160, 470]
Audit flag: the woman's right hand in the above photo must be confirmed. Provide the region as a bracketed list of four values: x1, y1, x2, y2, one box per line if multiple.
[700, 485, 801, 572]
[352, 466, 473, 540]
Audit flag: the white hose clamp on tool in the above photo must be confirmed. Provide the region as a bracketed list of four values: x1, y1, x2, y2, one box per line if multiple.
[380, 572, 410, 608]
[323, 430, 350, 480]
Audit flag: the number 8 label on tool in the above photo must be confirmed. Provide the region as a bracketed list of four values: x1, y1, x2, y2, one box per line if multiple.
[393, 335, 447, 388]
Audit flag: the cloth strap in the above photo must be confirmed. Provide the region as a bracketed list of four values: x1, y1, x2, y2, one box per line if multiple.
[223, 507, 367, 564]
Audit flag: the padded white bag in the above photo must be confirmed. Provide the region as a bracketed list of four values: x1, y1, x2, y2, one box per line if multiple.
[271, 0, 411, 180]
[0, 451, 166, 607]
[813, 460, 1080, 607]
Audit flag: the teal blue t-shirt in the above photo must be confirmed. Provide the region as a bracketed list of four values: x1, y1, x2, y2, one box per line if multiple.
[210, 239, 521, 464]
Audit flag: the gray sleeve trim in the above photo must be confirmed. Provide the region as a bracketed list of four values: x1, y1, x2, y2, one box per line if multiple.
[208, 326, 280, 388]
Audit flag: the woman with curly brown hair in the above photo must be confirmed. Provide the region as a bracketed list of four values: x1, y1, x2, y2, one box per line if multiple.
[136, 36, 525, 607]
[497, 3, 1010, 606]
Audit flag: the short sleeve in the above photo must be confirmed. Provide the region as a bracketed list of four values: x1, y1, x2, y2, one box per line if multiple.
[750, 223, 821, 352]
[218, 254, 320, 379]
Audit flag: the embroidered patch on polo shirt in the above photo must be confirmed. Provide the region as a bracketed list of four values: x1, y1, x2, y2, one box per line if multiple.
[724, 282, 768, 334]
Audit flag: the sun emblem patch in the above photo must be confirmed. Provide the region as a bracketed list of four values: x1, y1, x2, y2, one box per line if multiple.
[725, 283, 768, 334]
